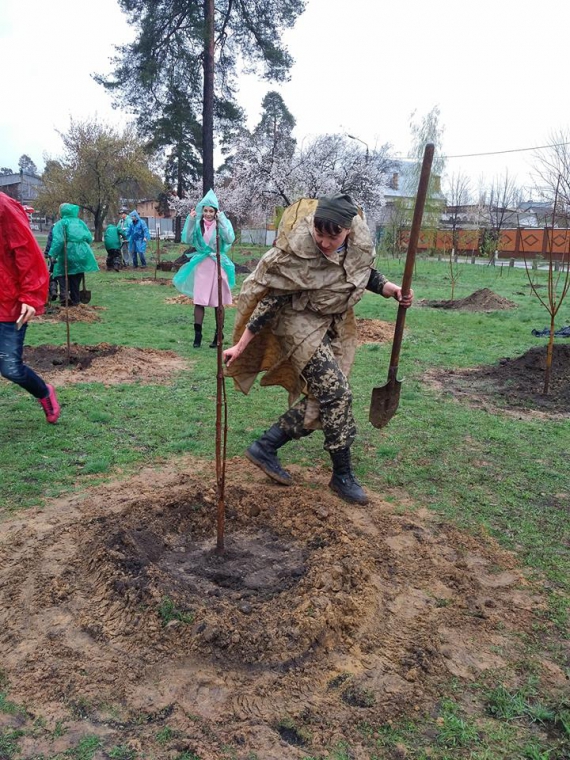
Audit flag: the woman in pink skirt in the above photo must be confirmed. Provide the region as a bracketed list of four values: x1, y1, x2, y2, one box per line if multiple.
[173, 189, 236, 347]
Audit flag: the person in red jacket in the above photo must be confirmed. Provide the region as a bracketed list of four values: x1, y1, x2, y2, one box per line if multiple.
[0, 192, 60, 423]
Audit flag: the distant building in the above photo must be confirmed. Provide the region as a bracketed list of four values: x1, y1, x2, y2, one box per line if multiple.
[133, 198, 175, 238]
[379, 160, 445, 224]
[0, 171, 43, 206]
[0, 171, 48, 230]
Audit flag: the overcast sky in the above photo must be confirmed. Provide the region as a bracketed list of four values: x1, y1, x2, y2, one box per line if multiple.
[1, 0, 569, 197]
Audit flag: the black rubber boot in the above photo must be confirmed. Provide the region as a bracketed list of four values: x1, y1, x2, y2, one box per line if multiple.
[245, 425, 293, 485]
[193, 323, 202, 348]
[329, 448, 369, 505]
[209, 331, 218, 348]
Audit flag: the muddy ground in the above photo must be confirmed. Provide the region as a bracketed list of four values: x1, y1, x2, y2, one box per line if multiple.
[428, 344, 570, 418]
[2, 316, 567, 757]
[22, 344, 190, 387]
[37, 304, 105, 324]
[0, 458, 565, 759]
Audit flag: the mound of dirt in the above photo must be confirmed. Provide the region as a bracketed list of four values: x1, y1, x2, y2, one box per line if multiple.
[23, 343, 190, 387]
[37, 304, 105, 324]
[165, 295, 194, 305]
[357, 318, 394, 345]
[421, 288, 517, 311]
[428, 344, 570, 417]
[139, 277, 173, 286]
[120, 276, 173, 286]
[0, 458, 559, 758]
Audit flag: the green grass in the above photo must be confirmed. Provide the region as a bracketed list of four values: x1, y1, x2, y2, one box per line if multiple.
[2, 252, 570, 759]
[157, 596, 195, 626]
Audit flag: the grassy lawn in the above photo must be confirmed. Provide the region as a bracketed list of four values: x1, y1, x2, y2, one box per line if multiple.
[1, 242, 568, 758]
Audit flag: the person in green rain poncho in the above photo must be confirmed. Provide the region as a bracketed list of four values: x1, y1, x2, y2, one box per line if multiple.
[173, 189, 236, 348]
[49, 204, 99, 306]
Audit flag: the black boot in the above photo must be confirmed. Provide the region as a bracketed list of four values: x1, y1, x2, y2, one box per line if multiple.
[209, 330, 218, 348]
[193, 323, 202, 348]
[245, 425, 293, 485]
[329, 448, 369, 505]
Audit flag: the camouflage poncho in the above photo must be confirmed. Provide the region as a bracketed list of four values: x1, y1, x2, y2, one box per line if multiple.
[226, 210, 376, 418]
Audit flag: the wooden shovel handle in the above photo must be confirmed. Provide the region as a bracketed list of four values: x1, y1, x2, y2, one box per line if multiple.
[387, 143, 435, 379]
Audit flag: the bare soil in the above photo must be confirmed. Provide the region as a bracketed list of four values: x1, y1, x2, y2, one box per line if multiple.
[0, 458, 564, 759]
[356, 319, 394, 345]
[428, 344, 570, 418]
[420, 288, 517, 311]
[37, 304, 106, 324]
[165, 295, 194, 306]
[22, 344, 190, 387]
[121, 276, 173, 286]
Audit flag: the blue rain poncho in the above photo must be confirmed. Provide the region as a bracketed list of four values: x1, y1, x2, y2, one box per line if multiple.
[173, 189, 236, 298]
[127, 210, 150, 254]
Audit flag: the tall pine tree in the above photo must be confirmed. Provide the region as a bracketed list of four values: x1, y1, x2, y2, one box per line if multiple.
[96, 0, 306, 198]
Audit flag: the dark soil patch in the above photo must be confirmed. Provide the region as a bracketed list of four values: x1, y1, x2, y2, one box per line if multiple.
[23, 343, 190, 386]
[24, 342, 120, 372]
[429, 344, 570, 417]
[420, 288, 517, 311]
[277, 724, 308, 747]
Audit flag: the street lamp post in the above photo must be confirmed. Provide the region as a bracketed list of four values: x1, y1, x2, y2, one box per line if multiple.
[347, 133, 369, 164]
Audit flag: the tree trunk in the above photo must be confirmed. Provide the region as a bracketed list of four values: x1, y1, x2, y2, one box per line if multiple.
[94, 208, 103, 242]
[176, 144, 183, 243]
[202, 0, 215, 194]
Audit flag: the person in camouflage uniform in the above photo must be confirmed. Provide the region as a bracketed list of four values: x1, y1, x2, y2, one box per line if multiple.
[224, 194, 413, 506]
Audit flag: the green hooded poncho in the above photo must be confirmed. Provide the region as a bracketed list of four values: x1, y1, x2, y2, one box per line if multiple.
[49, 204, 99, 277]
[173, 189, 235, 297]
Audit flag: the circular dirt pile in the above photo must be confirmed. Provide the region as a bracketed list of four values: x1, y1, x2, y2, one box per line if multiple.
[37, 304, 105, 323]
[357, 318, 394, 345]
[428, 344, 570, 417]
[421, 288, 517, 311]
[165, 294, 194, 305]
[23, 343, 190, 386]
[0, 458, 554, 757]
[120, 276, 172, 286]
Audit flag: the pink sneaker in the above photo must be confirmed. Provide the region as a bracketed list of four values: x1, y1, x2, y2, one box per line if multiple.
[39, 384, 61, 424]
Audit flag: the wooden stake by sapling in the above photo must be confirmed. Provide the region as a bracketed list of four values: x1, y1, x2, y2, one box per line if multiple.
[522, 176, 570, 394]
[63, 224, 71, 364]
[214, 224, 228, 553]
[154, 224, 160, 280]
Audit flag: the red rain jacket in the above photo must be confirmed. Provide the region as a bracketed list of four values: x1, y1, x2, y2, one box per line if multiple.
[0, 192, 49, 321]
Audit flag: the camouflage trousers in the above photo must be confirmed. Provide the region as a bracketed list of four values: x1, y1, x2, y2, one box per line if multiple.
[277, 338, 356, 452]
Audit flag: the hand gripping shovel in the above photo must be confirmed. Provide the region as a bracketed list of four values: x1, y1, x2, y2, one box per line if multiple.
[369, 142, 434, 428]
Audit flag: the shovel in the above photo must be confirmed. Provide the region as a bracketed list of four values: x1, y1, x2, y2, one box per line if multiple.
[79, 273, 92, 304]
[369, 142, 434, 428]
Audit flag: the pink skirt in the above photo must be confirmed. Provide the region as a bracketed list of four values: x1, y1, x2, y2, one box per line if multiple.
[192, 257, 232, 307]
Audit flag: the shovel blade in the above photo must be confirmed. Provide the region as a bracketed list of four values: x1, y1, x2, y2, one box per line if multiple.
[80, 290, 92, 304]
[369, 378, 402, 429]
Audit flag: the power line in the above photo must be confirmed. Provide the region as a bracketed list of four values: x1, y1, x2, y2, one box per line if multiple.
[442, 141, 570, 159]
[393, 141, 570, 161]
